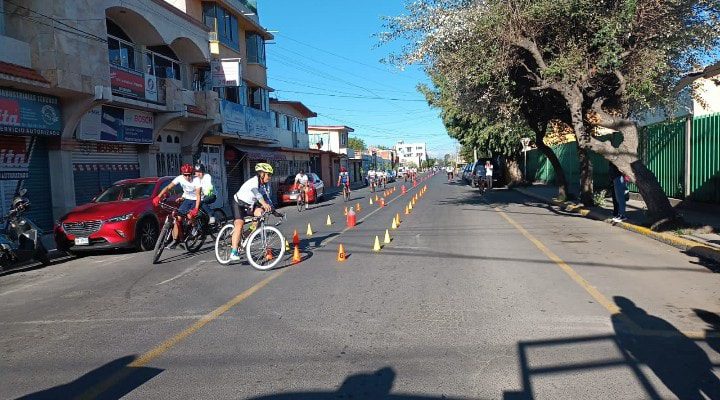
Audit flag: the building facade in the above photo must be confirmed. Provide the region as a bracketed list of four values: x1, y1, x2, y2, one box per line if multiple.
[395, 141, 427, 167]
[308, 125, 356, 187]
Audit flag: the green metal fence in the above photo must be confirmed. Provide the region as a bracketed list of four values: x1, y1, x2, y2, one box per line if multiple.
[690, 113, 720, 203]
[525, 143, 610, 189]
[628, 119, 686, 198]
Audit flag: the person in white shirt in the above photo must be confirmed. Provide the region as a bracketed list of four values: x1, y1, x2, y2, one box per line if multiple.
[294, 170, 310, 209]
[153, 163, 201, 249]
[194, 163, 216, 224]
[484, 160, 494, 189]
[228, 163, 275, 261]
[367, 169, 377, 191]
[446, 165, 454, 181]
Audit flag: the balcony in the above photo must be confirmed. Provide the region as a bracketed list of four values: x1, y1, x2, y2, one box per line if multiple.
[220, 100, 277, 143]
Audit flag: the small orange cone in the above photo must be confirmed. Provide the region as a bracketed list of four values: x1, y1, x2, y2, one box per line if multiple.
[375, 195, 379, 202]
[337, 244, 347, 262]
[396, 213, 401, 225]
[306, 223, 313, 236]
[292, 245, 301, 264]
[356, 202, 361, 212]
[405, 206, 410, 215]
[344, 207, 348, 216]
[326, 215, 333, 226]
[369, 197, 374, 205]
[384, 229, 392, 244]
[373, 236, 381, 252]
[293, 230, 300, 246]
[265, 248, 274, 261]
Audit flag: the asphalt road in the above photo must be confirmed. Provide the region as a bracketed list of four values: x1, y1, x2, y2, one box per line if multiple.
[2, 173, 720, 399]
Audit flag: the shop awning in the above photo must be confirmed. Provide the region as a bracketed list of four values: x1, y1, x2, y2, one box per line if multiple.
[230, 145, 286, 161]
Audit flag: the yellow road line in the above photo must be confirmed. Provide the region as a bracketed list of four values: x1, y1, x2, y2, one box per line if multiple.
[76, 270, 286, 400]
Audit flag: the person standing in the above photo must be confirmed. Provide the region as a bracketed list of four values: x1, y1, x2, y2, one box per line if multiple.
[194, 164, 216, 224]
[484, 161, 494, 189]
[609, 162, 627, 222]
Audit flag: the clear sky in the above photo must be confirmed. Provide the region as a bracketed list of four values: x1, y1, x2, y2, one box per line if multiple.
[260, 0, 457, 157]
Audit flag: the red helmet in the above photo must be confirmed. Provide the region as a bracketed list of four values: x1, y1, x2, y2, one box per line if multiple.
[180, 163, 193, 174]
[340, 166, 347, 172]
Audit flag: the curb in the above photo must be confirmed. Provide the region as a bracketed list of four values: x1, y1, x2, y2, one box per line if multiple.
[514, 187, 720, 265]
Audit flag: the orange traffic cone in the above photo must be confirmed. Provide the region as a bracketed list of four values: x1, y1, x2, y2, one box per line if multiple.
[344, 207, 348, 216]
[337, 244, 347, 262]
[292, 245, 301, 264]
[356, 202, 361, 212]
[292, 230, 300, 246]
[265, 248, 274, 261]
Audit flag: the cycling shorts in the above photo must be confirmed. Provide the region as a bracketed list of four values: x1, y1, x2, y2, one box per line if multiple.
[178, 199, 196, 215]
[232, 199, 256, 221]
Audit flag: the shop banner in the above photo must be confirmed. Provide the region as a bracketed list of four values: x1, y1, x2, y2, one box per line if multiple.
[0, 88, 62, 136]
[220, 100, 275, 142]
[110, 65, 145, 99]
[0, 136, 30, 180]
[211, 59, 242, 87]
[144, 74, 158, 102]
[77, 105, 154, 144]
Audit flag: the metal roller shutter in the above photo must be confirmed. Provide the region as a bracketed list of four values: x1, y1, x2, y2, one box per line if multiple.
[72, 142, 140, 205]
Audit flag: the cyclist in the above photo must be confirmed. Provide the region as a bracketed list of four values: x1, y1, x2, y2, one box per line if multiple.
[367, 168, 377, 191]
[446, 165, 454, 181]
[194, 163, 216, 224]
[153, 163, 201, 249]
[229, 163, 274, 261]
[337, 166, 350, 196]
[294, 169, 310, 209]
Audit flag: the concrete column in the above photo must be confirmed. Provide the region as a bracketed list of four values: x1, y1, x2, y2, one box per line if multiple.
[138, 144, 158, 177]
[48, 143, 76, 220]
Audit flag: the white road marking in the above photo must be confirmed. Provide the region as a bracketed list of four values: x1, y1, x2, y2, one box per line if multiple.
[0, 274, 66, 297]
[156, 266, 197, 286]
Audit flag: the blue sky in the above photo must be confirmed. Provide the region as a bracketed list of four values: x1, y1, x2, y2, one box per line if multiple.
[260, 1, 457, 157]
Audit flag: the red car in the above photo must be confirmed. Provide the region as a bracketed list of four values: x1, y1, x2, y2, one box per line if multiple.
[277, 173, 325, 205]
[55, 177, 177, 253]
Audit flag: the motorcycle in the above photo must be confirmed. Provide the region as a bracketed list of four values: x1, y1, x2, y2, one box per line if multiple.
[0, 188, 50, 270]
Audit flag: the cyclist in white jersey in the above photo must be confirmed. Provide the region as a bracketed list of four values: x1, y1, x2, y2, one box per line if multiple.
[229, 163, 274, 261]
[294, 170, 310, 209]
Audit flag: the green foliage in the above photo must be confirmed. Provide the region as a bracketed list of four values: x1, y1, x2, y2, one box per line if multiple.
[348, 137, 366, 152]
[593, 189, 608, 207]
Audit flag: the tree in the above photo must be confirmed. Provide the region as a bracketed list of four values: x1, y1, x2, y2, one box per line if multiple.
[383, 0, 720, 227]
[348, 137, 366, 152]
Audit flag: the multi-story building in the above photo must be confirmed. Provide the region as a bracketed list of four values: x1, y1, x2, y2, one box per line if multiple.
[0, 0, 277, 227]
[308, 125, 362, 186]
[395, 141, 427, 167]
[269, 98, 317, 180]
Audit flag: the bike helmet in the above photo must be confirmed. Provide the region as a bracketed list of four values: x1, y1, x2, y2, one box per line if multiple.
[340, 166, 347, 172]
[180, 163, 193, 174]
[193, 163, 205, 173]
[255, 162, 274, 174]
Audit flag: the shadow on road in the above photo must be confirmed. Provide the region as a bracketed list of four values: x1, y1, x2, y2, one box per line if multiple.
[247, 367, 466, 399]
[505, 296, 720, 400]
[16, 355, 162, 400]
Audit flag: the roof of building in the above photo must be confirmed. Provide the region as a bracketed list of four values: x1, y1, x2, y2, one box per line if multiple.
[308, 125, 355, 132]
[0, 61, 50, 85]
[270, 99, 317, 118]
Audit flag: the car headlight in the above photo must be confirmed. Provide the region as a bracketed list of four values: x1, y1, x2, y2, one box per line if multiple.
[106, 213, 134, 223]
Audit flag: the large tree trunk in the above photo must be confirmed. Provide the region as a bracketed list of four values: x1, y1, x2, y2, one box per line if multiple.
[577, 145, 594, 206]
[505, 158, 524, 186]
[535, 131, 569, 200]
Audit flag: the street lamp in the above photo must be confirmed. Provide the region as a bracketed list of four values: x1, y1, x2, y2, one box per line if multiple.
[520, 137, 531, 182]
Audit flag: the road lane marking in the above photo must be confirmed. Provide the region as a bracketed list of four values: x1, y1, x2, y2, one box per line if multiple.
[495, 206, 720, 340]
[76, 269, 287, 400]
[156, 266, 197, 285]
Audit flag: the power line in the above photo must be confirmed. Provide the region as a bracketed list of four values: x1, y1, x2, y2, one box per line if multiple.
[5, 0, 107, 43]
[274, 89, 427, 102]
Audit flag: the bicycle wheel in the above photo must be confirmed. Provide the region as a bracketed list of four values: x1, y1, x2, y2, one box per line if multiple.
[185, 218, 207, 253]
[208, 208, 227, 240]
[343, 187, 349, 202]
[214, 223, 236, 265]
[245, 226, 285, 271]
[152, 218, 173, 264]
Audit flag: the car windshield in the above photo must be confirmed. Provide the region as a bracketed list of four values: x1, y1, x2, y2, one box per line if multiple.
[95, 183, 155, 203]
[284, 176, 296, 185]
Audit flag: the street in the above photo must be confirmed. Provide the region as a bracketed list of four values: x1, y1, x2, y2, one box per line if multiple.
[2, 173, 720, 399]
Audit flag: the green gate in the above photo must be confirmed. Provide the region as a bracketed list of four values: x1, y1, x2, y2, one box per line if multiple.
[690, 113, 720, 203]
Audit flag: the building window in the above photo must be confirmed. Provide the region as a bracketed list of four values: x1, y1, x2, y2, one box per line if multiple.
[248, 86, 269, 110]
[202, 2, 240, 51]
[107, 35, 136, 70]
[246, 33, 266, 66]
[279, 113, 288, 130]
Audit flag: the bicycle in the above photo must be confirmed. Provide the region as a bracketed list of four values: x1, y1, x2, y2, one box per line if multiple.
[153, 200, 208, 264]
[341, 183, 350, 202]
[296, 187, 307, 212]
[214, 211, 286, 270]
[369, 178, 376, 193]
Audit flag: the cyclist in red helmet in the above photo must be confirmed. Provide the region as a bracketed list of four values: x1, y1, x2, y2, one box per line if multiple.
[153, 163, 201, 249]
[337, 166, 350, 193]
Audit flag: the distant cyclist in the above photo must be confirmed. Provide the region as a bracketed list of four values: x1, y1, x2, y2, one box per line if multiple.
[153, 163, 201, 249]
[228, 163, 274, 261]
[446, 165, 454, 181]
[367, 169, 377, 191]
[294, 169, 310, 209]
[337, 166, 350, 195]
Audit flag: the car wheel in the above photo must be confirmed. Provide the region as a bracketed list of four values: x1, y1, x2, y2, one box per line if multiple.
[136, 217, 159, 251]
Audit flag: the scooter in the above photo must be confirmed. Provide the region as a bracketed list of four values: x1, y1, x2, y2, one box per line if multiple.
[0, 188, 50, 270]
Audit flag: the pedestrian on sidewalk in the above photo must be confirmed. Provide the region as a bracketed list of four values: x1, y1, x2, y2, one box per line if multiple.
[484, 161, 494, 189]
[609, 162, 627, 222]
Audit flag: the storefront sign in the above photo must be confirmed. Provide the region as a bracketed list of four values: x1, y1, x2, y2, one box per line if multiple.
[0, 88, 62, 136]
[144, 74, 158, 102]
[0, 136, 30, 180]
[211, 59, 241, 87]
[77, 105, 154, 144]
[220, 100, 275, 142]
[110, 65, 145, 99]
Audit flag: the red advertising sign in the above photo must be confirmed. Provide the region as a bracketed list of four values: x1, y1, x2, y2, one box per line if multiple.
[110, 65, 145, 98]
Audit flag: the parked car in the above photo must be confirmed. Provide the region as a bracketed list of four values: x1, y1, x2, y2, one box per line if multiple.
[277, 173, 325, 205]
[469, 158, 503, 188]
[55, 177, 175, 253]
[462, 162, 475, 183]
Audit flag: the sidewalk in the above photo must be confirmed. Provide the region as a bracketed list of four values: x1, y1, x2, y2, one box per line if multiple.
[514, 183, 720, 264]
